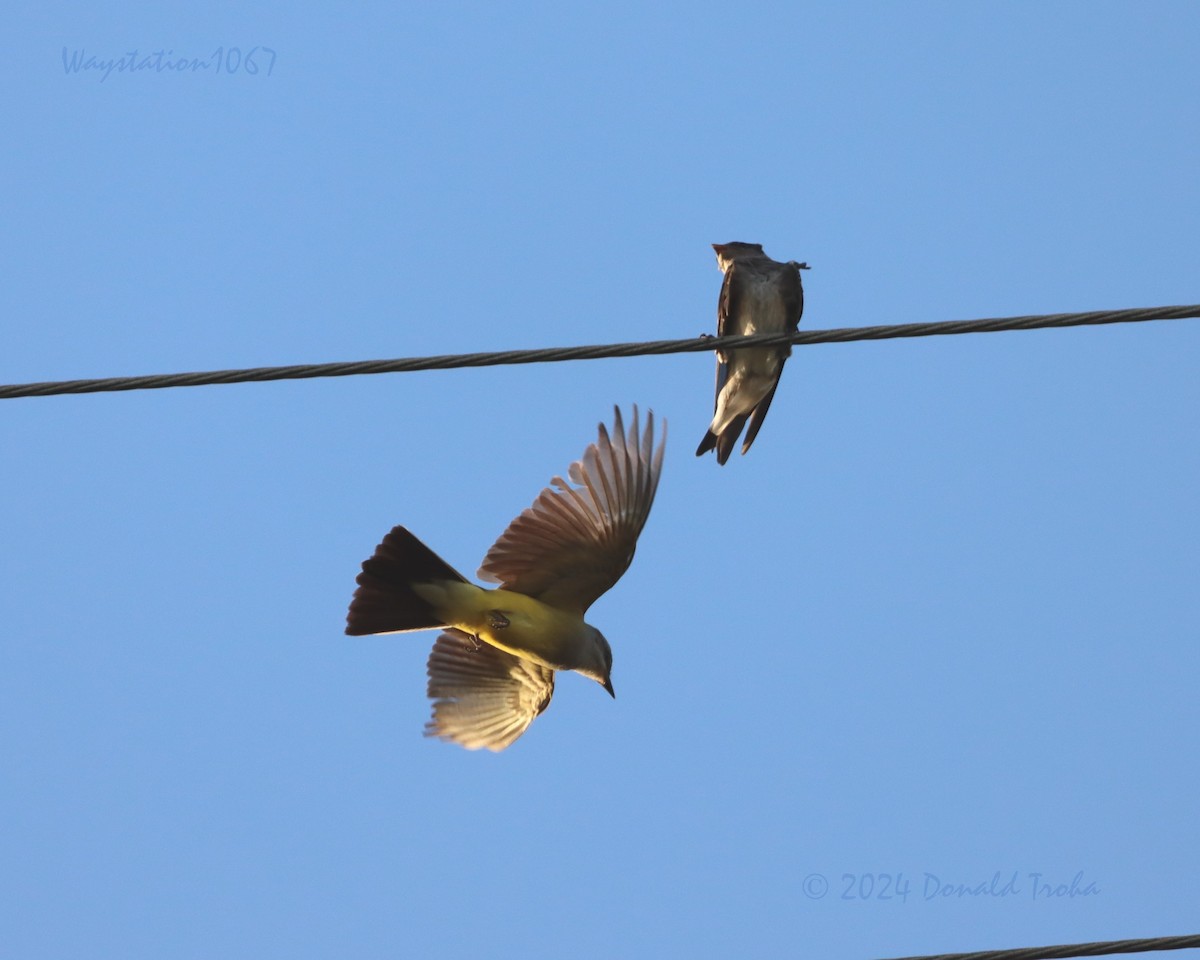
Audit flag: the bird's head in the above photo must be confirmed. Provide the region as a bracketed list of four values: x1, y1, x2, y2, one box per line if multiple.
[712, 241, 765, 272]
[576, 626, 615, 698]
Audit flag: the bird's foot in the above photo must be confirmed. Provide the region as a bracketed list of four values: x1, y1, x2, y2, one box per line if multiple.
[486, 610, 511, 630]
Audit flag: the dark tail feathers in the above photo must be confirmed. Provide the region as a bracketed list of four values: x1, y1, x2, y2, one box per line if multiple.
[345, 526, 468, 636]
[695, 413, 750, 465]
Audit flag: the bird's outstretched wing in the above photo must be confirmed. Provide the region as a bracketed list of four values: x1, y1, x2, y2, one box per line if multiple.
[425, 629, 555, 752]
[476, 405, 666, 615]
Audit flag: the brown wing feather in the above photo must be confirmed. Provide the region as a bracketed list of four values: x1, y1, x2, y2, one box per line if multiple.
[739, 380, 781, 455]
[778, 262, 804, 338]
[695, 266, 739, 457]
[425, 629, 554, 751]
[713, 260, 740, 381]
[477, 406, 666, 614]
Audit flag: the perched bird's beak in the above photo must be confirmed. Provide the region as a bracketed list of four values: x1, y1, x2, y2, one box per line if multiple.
[603, 678, 616, 699]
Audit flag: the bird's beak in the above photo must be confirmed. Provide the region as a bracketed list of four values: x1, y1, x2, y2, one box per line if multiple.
[794, 261, 811, 270]
[603, 677, 616, 699]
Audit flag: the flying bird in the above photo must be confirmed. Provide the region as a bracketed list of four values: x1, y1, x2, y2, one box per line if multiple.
[696, 242, 809, 464]
[346, 406, 666, 752]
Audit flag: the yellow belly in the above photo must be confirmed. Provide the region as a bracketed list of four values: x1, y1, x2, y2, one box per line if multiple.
[411, 580, 586, 670]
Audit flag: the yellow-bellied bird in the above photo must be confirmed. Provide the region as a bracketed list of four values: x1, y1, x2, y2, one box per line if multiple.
[696, 242, 809, 464]
[346, 407, 666, 751]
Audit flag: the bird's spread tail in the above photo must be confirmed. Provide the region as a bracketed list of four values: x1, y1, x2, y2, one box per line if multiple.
[346, 526, 468, 636]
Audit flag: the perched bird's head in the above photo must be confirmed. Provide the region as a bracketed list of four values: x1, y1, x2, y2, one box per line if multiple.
[576, 625, 615, 698]
[712, 241, 765, 272]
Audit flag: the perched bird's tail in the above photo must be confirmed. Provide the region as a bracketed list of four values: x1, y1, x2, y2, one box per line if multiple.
[346, 526, 468, 636]
[695, 414, 750, 465]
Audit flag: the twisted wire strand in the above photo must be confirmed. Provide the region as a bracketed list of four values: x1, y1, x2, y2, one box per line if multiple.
[879, 933, 1200, 960]
[2, 304, 1197, 400]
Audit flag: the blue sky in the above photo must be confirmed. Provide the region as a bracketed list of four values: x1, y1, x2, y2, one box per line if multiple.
[3, 3, 1198, 959]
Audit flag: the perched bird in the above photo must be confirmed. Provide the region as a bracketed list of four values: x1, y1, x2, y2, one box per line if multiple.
[346, 406, 666, 752]
[696, 242, 809, 464]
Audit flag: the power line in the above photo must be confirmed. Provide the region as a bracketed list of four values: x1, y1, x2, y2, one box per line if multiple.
[879, 933, 1200, 960]
[2, 303, 1197, 400]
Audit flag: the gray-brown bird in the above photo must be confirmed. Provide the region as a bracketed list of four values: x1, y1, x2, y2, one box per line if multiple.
[346, 406, 666, 751]
[696, 242, 809, 464]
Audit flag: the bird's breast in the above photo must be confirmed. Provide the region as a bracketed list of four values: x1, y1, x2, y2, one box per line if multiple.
[733, 273, 792, 336]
